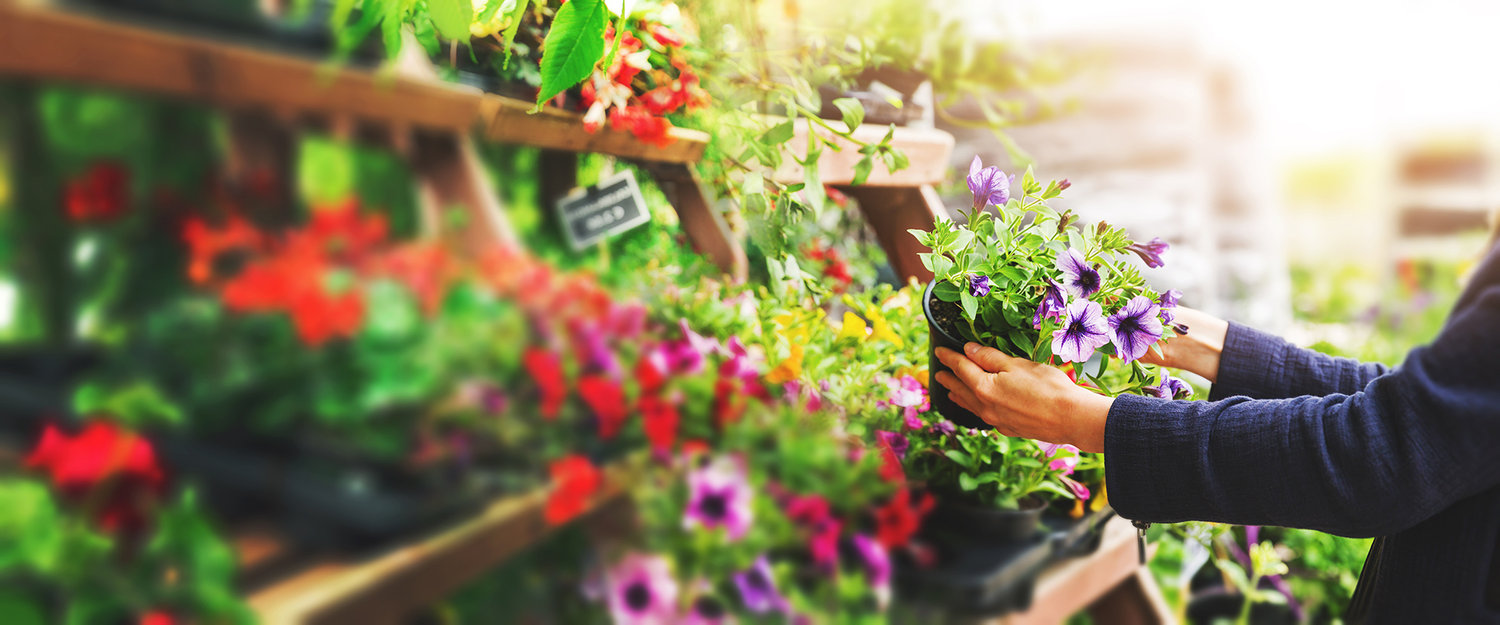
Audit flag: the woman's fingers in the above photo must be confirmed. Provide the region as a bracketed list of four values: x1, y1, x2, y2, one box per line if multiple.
[935, 347, 991, 390]
[934, 371, 981, 413]
[963, 342, 1016, 373]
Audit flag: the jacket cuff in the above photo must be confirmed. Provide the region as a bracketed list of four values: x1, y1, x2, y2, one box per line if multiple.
[1208, 322, 1291, 401]
[1103, 393, 1201, 523]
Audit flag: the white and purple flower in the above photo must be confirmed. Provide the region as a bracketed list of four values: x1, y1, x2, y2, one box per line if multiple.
[852, 533, 893, 608]
[1056, 248, 1102, 299]
[1051, 300, 1110, 363]
[684, 455, 754, 541]
[1107, 296, 1165, 363]
[1125, 237, 1170, 269]
[1032, 278, 1068, 328]
[604, 553, 679, 625]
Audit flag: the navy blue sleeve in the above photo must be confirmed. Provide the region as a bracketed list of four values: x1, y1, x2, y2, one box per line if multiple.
[1105, 283, 1500, 538]
[1207, 322, 1389, 401]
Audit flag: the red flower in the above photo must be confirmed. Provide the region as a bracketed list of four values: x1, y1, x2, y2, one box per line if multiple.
[877, 444, 905, 484]
[712, 377, 746, 428]
[64, 161, 130, 223]
[305, 199, 389, 262]
[681, 439, 710, 458]
[544, 455, 601, 525]
[524, 348, 569, 419]
[578, 375, 628, 439]
[641, 85, 687, 116]
[608, 106, 674, 147]
[874, 489, 934, 549]
[786, 493, 833, 528]
[639, 395, 679, 453]
[181, 215, 262, 284]
[288, 287, 364, 346]
[648, 23, 685, 47]
[635, 353, 668, 395]
[139, 611, 176, 625]
[26, 422, 165, 533]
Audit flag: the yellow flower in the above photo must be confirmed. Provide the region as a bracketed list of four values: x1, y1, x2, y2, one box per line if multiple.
[869, 311, 904, 347]
[895, 365, 929, 389]
[1092, 481, 1109, 512]
[765, 343, 804, 384]
[837, 311, 868, 341]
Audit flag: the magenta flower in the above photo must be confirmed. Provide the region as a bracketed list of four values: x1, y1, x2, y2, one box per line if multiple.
[1107, 296, 1165, 363]
[876, 430, 909, 460]
[1032, 278, 1068, 328]
[1144, 375, 1193, 400]
[1056, 248, 1102, 299]
[604, 553, 679, 625]
[934, 419, 957, 436]
[967, 155, 1012, 209]
[1062, 476, 1092, 500]
[852, 533, 892, 607]
[968, 274, 992, 298]
[574, 321, 623, 378]
[1126, 237, 1170, 269]
[734, 555, 789, 614]
[887, 375, 928, 430]
[1039, 441, 1081, 475]
[1051, 300, 1110, 363]
[684, 455, 754, 541]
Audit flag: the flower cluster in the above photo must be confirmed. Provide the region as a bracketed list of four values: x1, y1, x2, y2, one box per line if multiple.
[579, 18, 710, 146]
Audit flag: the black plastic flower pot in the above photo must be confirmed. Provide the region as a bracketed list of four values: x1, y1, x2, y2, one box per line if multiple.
[1045, 504, 1116, 559]
[895, 519, 1054, 618]
[925, 496, 1046, 545]
[923, 280, 988, 430]
[1186, 587, 1298, 625]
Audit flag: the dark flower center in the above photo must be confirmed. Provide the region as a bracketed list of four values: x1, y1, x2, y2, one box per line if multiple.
[624, 582, 653, 611]
[694, 596, 727, 618]
[1075, 270, 1100, 293]
[746, 568, 770, 591]
[1068, 319, 1090, 336]
[1116, 315, 1140, 336]
[699, 492, 728, 521]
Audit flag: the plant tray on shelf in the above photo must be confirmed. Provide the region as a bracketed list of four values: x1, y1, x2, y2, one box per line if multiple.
[897, 504, 1116, 618]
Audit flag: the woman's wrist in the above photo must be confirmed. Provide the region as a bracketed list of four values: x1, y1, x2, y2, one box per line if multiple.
[1164, 307, 1228, 383]
[1068, 390, 1113, 454]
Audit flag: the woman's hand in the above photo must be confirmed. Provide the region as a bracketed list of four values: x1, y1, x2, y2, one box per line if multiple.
[934, 343, 1114, 453]
[1139, 307, 1229, 383]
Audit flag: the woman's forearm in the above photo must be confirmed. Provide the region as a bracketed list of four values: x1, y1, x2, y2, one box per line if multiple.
[1160, 307, 1228, 383]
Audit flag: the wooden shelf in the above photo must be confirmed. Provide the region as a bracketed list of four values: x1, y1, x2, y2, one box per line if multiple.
[775, 122, 955, 187]
[248, 463, 634, 625]
[479, 95, 709, 164]
[0, 2, 483, 133]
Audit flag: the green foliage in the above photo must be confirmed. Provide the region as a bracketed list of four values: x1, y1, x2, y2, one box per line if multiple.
[534, 0, 607, 108]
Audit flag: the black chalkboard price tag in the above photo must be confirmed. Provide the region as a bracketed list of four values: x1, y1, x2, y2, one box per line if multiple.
[555, 169, 651, 250]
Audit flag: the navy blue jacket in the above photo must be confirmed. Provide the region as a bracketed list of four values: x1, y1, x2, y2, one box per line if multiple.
[1105, 242, 1500, 622]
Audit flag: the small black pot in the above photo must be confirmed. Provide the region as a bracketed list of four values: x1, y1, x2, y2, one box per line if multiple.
[923, 280, 987, 429]
[926, 497, 1045, 544]
[1186, 588, 1298, 625]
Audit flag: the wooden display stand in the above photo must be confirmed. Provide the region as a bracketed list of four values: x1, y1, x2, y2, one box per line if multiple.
[775, 122, 957, 282]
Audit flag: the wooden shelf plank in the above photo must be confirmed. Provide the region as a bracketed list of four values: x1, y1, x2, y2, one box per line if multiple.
[775, 123, 955, 187]
[479, 95, 709, 164]
[0, 3, 482, 133]
[248, 463, 634, 625]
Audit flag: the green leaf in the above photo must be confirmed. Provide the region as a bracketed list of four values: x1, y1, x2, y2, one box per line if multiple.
[950, 229, 974, 252]
[887, 147, 910, 172]
[760, 120, 796, 145]
[958, 473, 979, 492]
[534, 0, 607, 109]
[832, 98, 865, 132]
[943, 449, 974, 469]
[933, 281, 962, 302]
[960, 290, 978, 319]
[498, 0, 534, 68]
[428, 0, 473, 40]
[851, 154, 874, 185]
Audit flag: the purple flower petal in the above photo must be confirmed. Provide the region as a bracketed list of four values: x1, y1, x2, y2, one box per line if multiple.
[1050, 300, 1110, 363]
[1055, 249, 1101, 298]
[1107, 296, 1165, 363]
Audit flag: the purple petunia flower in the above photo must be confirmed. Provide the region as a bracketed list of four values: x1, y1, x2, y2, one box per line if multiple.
[1144, 375, 1193, 400]
[1032, 278, 1068, 328]
[734, 555, 789, 614]
[935, 419, 957, 436]
[852, 533, 893, 608]
[967, 155, 1012, 209]
[1051, 300, 1110, 363]
[604, 553, 679, 625]
[684, 455, 754, 541]
[968, 274, 992, 298]
[1158, 289, 1182, 309]
[1057, 178, 1072, 191]
[1107, 296, 1165, 363]
[1126, 237, 1170, 269]
[876, 430, 910, 460]
[1056, 249, 1102, 299]
[1062, 476, 1092, 500]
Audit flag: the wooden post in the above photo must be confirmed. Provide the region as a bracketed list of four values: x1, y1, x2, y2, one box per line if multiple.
[410, 131, 518, 256]
[838, 184, 946, 284]
[637, 162, 748, 281]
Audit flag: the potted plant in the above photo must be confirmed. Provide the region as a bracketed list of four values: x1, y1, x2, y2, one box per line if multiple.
[911, 155, 1187, 428]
